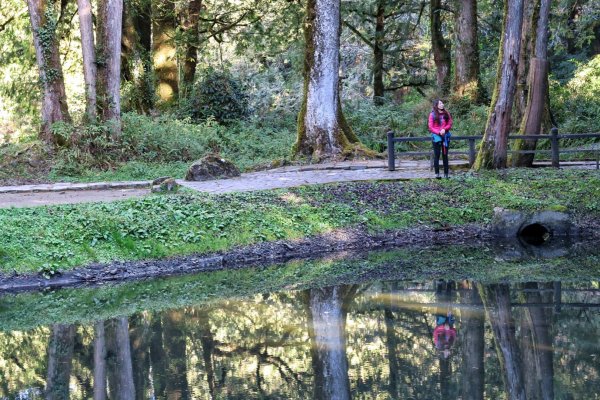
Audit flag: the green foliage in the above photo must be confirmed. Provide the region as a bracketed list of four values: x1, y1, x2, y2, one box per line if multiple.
[0, 169, 598, 274]
[48, 113, 295, 178]
[179, 69, 249, 124]
[551, 55, 600, 134]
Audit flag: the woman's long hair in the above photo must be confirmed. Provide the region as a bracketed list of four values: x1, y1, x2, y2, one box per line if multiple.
[432, 99, 447, 123]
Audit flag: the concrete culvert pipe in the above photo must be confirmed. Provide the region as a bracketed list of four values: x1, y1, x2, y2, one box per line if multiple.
[518, 223, 551, 246]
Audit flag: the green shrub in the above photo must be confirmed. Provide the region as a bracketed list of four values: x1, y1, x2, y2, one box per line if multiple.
[179, 69, 249, 124]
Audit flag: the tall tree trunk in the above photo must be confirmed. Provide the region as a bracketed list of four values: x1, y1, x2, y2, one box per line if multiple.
[305, 286, 354, 400]
[45, 324, 75, 400]
[431, 0, 451, 95]
[121, 0, 138, 82]
[153, 1, 178, 102]
[295, 0, 359, 160]
[373, 0, 385, 105]
[519, 282, 555, 400]
[129, 314, 151, 400]
[106, 317, 135, 399]
[179, 0, 202, 92]
[26, 0, 71, 143]
[384, 282, 400, 398]
[150, 315, 168, 398]
[94, 321, 107, 400]
[473, 0, 525, 170]
[459, 281, 485, 400]
[479, 284, 526, 400]
[453, 0, 482, 102]
[512, 0, 551, 167]
[77, 0, 97, 122]
[164, 310, 190, 400]
[512, 0, 536, 134]
[130, 0, 155, 113]
[97, 0, 123, 134]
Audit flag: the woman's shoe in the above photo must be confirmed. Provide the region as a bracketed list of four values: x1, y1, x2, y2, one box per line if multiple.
[436, 173, 441, 179]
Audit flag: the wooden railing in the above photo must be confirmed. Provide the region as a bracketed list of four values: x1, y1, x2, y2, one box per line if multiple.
[386, 128, 600, 171]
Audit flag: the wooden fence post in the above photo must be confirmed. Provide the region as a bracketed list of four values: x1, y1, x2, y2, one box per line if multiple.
[468, 139, 476, 167]
[387, 131, 395, 171]
[551, 127, 559, 168]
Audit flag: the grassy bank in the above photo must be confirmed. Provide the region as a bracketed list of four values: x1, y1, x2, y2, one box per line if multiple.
[0, 169, 599, 275]
[1, 242, 599, 332]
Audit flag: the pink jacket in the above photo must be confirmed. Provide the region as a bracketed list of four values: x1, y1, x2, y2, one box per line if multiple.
[428, 110, 453, 135]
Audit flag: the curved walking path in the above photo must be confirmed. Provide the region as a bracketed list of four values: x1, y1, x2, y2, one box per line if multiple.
[0, 158, 596, 208]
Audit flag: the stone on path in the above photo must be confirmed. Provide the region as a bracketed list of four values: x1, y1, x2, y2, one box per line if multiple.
[185, 154, 240, 181]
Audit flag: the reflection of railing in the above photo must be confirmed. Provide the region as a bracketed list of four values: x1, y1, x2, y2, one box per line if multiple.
[386, 128, 600, 171]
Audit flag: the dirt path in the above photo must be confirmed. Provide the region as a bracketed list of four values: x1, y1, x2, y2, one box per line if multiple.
[0, 160, 464, 208]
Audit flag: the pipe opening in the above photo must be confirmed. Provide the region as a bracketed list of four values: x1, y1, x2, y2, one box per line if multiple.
[518, 223, 551, 246]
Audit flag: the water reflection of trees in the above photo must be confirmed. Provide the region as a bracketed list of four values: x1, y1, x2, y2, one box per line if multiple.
[0, 281, 599, 398]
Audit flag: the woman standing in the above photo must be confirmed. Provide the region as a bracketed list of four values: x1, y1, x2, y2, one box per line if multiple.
[428, 99, 453, 178]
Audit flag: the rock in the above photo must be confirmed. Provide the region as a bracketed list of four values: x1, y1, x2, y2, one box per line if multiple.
[151, 177, 179, 193]
[185, 154, 241, 181]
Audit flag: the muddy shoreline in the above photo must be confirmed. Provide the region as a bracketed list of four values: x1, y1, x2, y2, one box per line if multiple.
[2, 221, 599, 294]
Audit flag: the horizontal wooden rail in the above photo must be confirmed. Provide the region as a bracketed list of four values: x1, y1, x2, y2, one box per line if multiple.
[387, 129, 600, 171]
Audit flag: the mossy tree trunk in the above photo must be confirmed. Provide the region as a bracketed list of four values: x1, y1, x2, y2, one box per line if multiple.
[512, 0, 551, 167]
[97, 0, 124, 136]
[473, 0, 525, 170]
[295, 0, 359, 160]
[453, 0, 483, 102]
[26, 0, 71, 144]
[431, 0, 451, 95]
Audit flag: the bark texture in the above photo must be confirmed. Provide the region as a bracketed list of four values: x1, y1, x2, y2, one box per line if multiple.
[479, 284, 526, 400]
[295, 0, 358, 160]
[512, 0, 551, 167]
[97, 0, 124, 133]
[77, 0, 97, 121]
[45, 324, 75, 400]
[431, 0, 451, 94]
[106, 317, 135, 399]
[26, 0, 71, 143]
[453, 0, 482, 101]
[474, 0, 525, 170]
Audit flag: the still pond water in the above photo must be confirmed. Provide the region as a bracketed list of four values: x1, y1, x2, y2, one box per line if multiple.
[0, 244, 599, 399]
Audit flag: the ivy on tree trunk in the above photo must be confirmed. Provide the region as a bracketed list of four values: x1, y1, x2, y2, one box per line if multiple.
[26, 0, 71, 144]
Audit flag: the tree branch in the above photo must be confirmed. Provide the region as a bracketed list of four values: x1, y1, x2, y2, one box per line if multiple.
[342, 20, 374, 49]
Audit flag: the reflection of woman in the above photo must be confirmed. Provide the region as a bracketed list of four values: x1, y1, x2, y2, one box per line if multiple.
[433, 313, 457, 359]
[433, 280, 457, 359]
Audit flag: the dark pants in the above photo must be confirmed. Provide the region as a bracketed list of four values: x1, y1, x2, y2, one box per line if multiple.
[433, 141, 449, 175]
